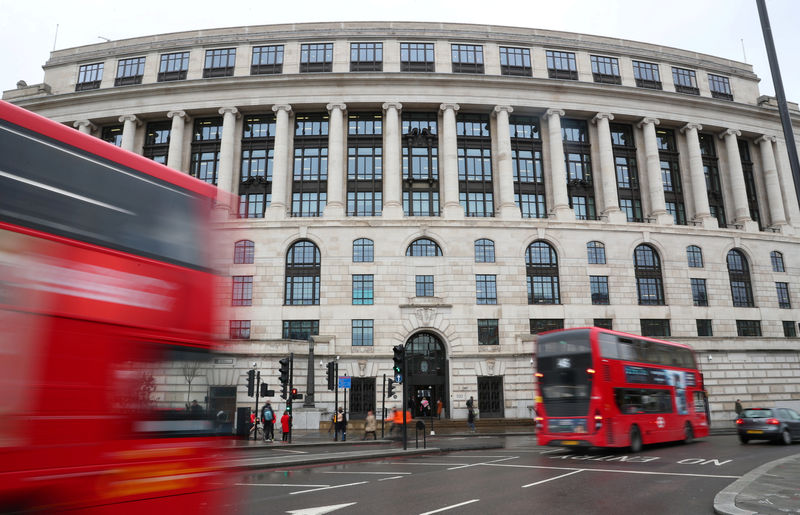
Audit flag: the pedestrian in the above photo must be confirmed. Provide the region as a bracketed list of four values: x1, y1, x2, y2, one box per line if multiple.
[466, 396, 474, 409]
[363, 410, 377, 440]
[261, 402, 276, 442]
[388, 408, 399, 435]
[735, 399, 743, 419]
[281, 410, 290, 442]
[436, 399, 443, 419]
[329, 407, 347, 441]
[467, 406, 476, 433]
[420, 397, 430, 417]
[189, 400, 203, 417]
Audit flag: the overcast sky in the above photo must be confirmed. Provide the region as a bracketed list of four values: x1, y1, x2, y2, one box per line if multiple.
[2, 0, 798, 103]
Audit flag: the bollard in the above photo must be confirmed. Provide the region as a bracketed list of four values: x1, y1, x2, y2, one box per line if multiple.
[415, 420, 426, 449]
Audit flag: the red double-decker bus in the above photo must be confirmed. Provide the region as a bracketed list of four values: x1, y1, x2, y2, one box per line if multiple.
[0, 101, 231, 512]
[535, 327, 710, 452]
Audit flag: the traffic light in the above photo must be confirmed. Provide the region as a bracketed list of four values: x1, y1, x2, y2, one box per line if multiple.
[260, 382, 269, 398]
[291, 387, 302, 400]
[278, 357, 290, 399]
[246, 369, 255, 397]
[387, 378, 396, 398]
[326, 361, 336, 391]
[392, 344, 405, 383]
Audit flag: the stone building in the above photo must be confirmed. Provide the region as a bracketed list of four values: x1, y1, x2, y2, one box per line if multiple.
[5, 22, 800, 428]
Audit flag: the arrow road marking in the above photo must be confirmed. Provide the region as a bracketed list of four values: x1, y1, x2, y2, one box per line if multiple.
[287, 502, 357, 514]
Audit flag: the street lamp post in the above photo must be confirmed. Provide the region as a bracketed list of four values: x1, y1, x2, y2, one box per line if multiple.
[304, 337, 315, 407]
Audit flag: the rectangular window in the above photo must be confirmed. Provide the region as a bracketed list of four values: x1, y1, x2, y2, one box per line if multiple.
[204, 48, 236, 78]
[238, 193, 267, 218]
[783, 321, 797, 338]
[590, 276, 609, 305]
[546, 50, 577, 80]
[672, 67, 699, 95]
[352, 319, 374, 346]
[777, 282, 791, 309]
[352, 274, 374, 305]
[736, 320, 762, 337]
[190, 118, 222, 185]
[451, 44, 484, 74]
[416, 275, 434, 297]
[350, 42, 383, 71]
[478, 319, 499, 345]
[530, 319, 564, 334]
[76, 62, 104, 91]
[590, 55, 621, 84]
[697, 319, 713, 337]
[285, 275, 320, 306]
[527, 276, 560, 305]
[500, 47, 531, 76]
[632, 60, 661, 89]
[691, 278, 708, 306]
[400, 42, 435, 72]
[251, 45, 284, 75]
[115, 57, 145, 86]
[594, 318, 613, 330]
[516, 193, 546, 219]
[300, 43, 333, 72]
[101, 125, 123, 146]
[282, 320, 319, 340]
[142, 121, 170, 164]
[640, 319, 671, 337]
[476, 274, 497, 305]
[229, 320, 251, 339]
[708, 74, 733, 100]
[232, 276, 253, 306]
[347, 113, 383, 217]
[158, 52, 189, 81]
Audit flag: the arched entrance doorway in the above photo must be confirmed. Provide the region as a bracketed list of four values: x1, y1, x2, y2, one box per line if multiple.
[405, 332, 448, 419]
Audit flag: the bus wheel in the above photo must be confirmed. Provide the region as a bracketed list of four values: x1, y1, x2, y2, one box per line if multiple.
[629, 426, 642, 453]
[683, 423, 694, 444]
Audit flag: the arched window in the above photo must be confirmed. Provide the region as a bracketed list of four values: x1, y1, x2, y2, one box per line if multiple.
[526, 241, 559, 304]
[474, 239, 495, 263]
[686, 245, 703, 268]
[727, 249, 754, 307]
[634, 244, 664, 305]
[234, 240, 254, 264]
[771, 251, 785, 272]
[285, 240, 321, 305]
[406, 238, 442, 256]
[587, 241, 606, 264]
[353, 238, 374, 262]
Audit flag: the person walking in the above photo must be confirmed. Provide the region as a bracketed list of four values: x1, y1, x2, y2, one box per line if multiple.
[363, 410, 377, 440]
[420, 397, 430, 417]
[280, 410, 290, 442]
[735, 399, 743, 420]
[436, 399, 443, 419]
[329, 407, 348, 441]
[261, 402, 276, 442]
[467, 406, 476, 433]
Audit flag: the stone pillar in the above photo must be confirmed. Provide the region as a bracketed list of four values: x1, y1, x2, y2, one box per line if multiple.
[324, 103, 347, 217]
[118, 114, 141, 152]
[216, 107, 240, 204]
[440, 103, 463, 218]
[266, 104, 292, 220]
[681, 122, 716, 228]
[720, 129, 757, 231]
[166, 110, 187, 171]
[494, 105, 521, 219]
[638, 117, 673, 224]
[545, 108, 573, 220]
[382, 102, 404, 218]
[73, 119, 95, 135]
[756, 135, 788, 229]
[593, 112, 626, 223]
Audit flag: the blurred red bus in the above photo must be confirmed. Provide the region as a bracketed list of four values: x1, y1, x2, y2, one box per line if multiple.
[0, 101, 230, 512]
[535, 327, 710, 452]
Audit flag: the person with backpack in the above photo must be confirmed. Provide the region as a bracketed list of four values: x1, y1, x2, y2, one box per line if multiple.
[328, 407, 347, 441]
[261, 402, 276, 442]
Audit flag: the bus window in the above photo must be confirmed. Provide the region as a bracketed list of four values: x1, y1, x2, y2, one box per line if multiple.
[598, 332, 619, 359]
[617, 338, 637, 361]
[615, 388, 673, 414]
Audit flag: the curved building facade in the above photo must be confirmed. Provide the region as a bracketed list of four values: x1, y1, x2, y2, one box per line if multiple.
[6, 22, 800, 427]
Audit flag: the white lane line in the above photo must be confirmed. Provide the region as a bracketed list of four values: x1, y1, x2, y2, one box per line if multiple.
[437, 455, 512, 459]
[271, 449, 309, 454]
[290, 481, 369, 495]
[419, 499, 480, 515]
[390, 462, 470, 466]
[522, 470, 584, 488]
[323, 471, 412, 475]
[483, 463, 740, 479]
[236, 483, 330, 488]
[448, 456, 518, 471]
[378, 476, 405, 481]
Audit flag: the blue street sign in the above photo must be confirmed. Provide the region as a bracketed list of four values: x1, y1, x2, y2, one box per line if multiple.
[338, 376, 351, 389]
[395, 374, 403, 383]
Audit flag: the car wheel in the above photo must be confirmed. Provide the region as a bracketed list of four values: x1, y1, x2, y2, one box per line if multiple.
[683, 423, 694, 444]
[738, 434, 749, 444]
[629, 426, 642, 453]
[781, 429, 792, 445]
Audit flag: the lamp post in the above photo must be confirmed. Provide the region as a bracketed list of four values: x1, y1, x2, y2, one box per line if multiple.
[304, 336, 315, 407]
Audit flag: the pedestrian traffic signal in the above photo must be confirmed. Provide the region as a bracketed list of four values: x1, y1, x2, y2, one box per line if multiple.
[387, 378, 396, 398]
[291, 387, 302, 400]
[246, 369, 255, 397]
[392, 345, 405, 383]
[260, 382, 269, 398]
[278, 357, 290, 399]
[326, 361, 336, 391]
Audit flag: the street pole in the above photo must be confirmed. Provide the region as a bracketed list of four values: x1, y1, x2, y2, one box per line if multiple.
[402, 352, 407, 450]
[288, 352, 294, 444]
[304, 337, 315, 407]
[381, 373, 386, 439]
[253, 370, 260, 441]
[334, 361, 339, 436]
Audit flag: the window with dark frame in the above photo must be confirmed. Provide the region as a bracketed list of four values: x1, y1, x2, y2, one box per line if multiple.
[777, 282, 791, 309]
[640, 319, 671, 337]
[691, 278, 708, 306]
[727, 249, 754, 307]
[587, 241, 606, 264]
[700, 133, 727, 228]
[783, 321, 797, 338]
[594, 318, 613, 330]
[458, 114, 494, 217]
[709, 74, 733, 100]
[352, 320, 374, 346]
[590, 55, 621, 84]
[530, 319, 564, 334]
[292, 114, 328, 217]
[285, 240, 321, 306]
[563, 119, 595, 220]
[76, 62, 103, 91]
[251, 45, 284, 75]
[347, 113, 383, 216]
[416, 275, 434, 297]
[229, 320, 251, 340]
[239, 115, 275, 219]
[476, 274, 497, 305]
[101, 125, 123, 146]
[350, 42, 383, 72]
[115, 57, 145, 86]
[634, 244, 665, 305]
[353, 238, 374, 262]
[300, 43, 333, 73]
[511, 116, 546, 218]
[234, 240, 255, 264]
[687, 245, 703, 268]
[282, 320, 319, 340]
[143, 121, 170, 164]
[352, 274, 374, 305]
[738, 141, 762, 230]
[232, 276, 253, 306]
[657, 129, 686, 225]
[203, 48, 236, 78]
[474, 239, 495, 263]
[526, 241, 560, 304]
[611, 124, 643, 222]
[736, 320, 761, 337]
[672, 67, 699, 95]
[632, 60, 662, 90]
[546, 50, 577, 80]
[158, 52, 189, 81]
[478, 319, 499, 345]
[500, 47, 532, 76]
[590, 275, 610, 305]
[451, 44, 484, 74]
[771, 251, 785, 272]
[697, 319, 713, 337]
[190, 118, 222, 185]
[400, 42, 435, 72]
[402, 113, 439, 216]
[406, 238, 442, 256]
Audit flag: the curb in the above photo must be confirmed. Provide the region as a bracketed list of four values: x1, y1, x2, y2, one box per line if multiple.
[713, 452, 800, 515]
[230, 439, 394, 451]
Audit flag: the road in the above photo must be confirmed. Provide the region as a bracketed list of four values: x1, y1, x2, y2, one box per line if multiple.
[223, 435, 799, 514]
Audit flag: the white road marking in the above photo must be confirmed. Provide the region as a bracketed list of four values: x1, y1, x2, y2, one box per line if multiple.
[448, 456, 518, 471]
[522, 470, 584, 488]
[419, 499, 480, 514]
[483, 462, 740, 479]
[236, 483, 330, 488]
[378, 476, 406, 481]
[323, 471, 412, 475]
[390, 461, 469, 466]
[287, 502, 357, 514]
[272, 448, 309, 454]
[290, 481, 369, 495]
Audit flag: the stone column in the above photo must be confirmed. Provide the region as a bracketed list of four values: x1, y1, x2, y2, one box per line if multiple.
[593, 112, 626, 223]
[73, 120, 95, 135]
[324, 103, 347, 218]
[440, 103, 463, 218]
[166, 110, 187, 171]
[638, 117, 673, 224]
[382, 102, 404, 218]
[118, 114, 141, 152]
[216, 107, 240, 204]
[720, 129, 757, 231]
[494, 105, 520, 219]
[545, 108, 573, 220]
[266, 104, 292, 220]
[756, 135, 787, 229]
[681, 122, 716, 228]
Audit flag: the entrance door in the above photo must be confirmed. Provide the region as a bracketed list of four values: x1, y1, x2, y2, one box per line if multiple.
[405, 332, 448, 418]
[348, 377, 376, 420]
[477, 377, 504, 418]
[209, 386, 236, 433]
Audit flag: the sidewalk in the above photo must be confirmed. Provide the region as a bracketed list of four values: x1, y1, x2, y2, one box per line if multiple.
[714, 452, 800, 515]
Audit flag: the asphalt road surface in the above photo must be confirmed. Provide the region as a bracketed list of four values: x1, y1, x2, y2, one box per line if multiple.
[225, 435, 799, 515]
